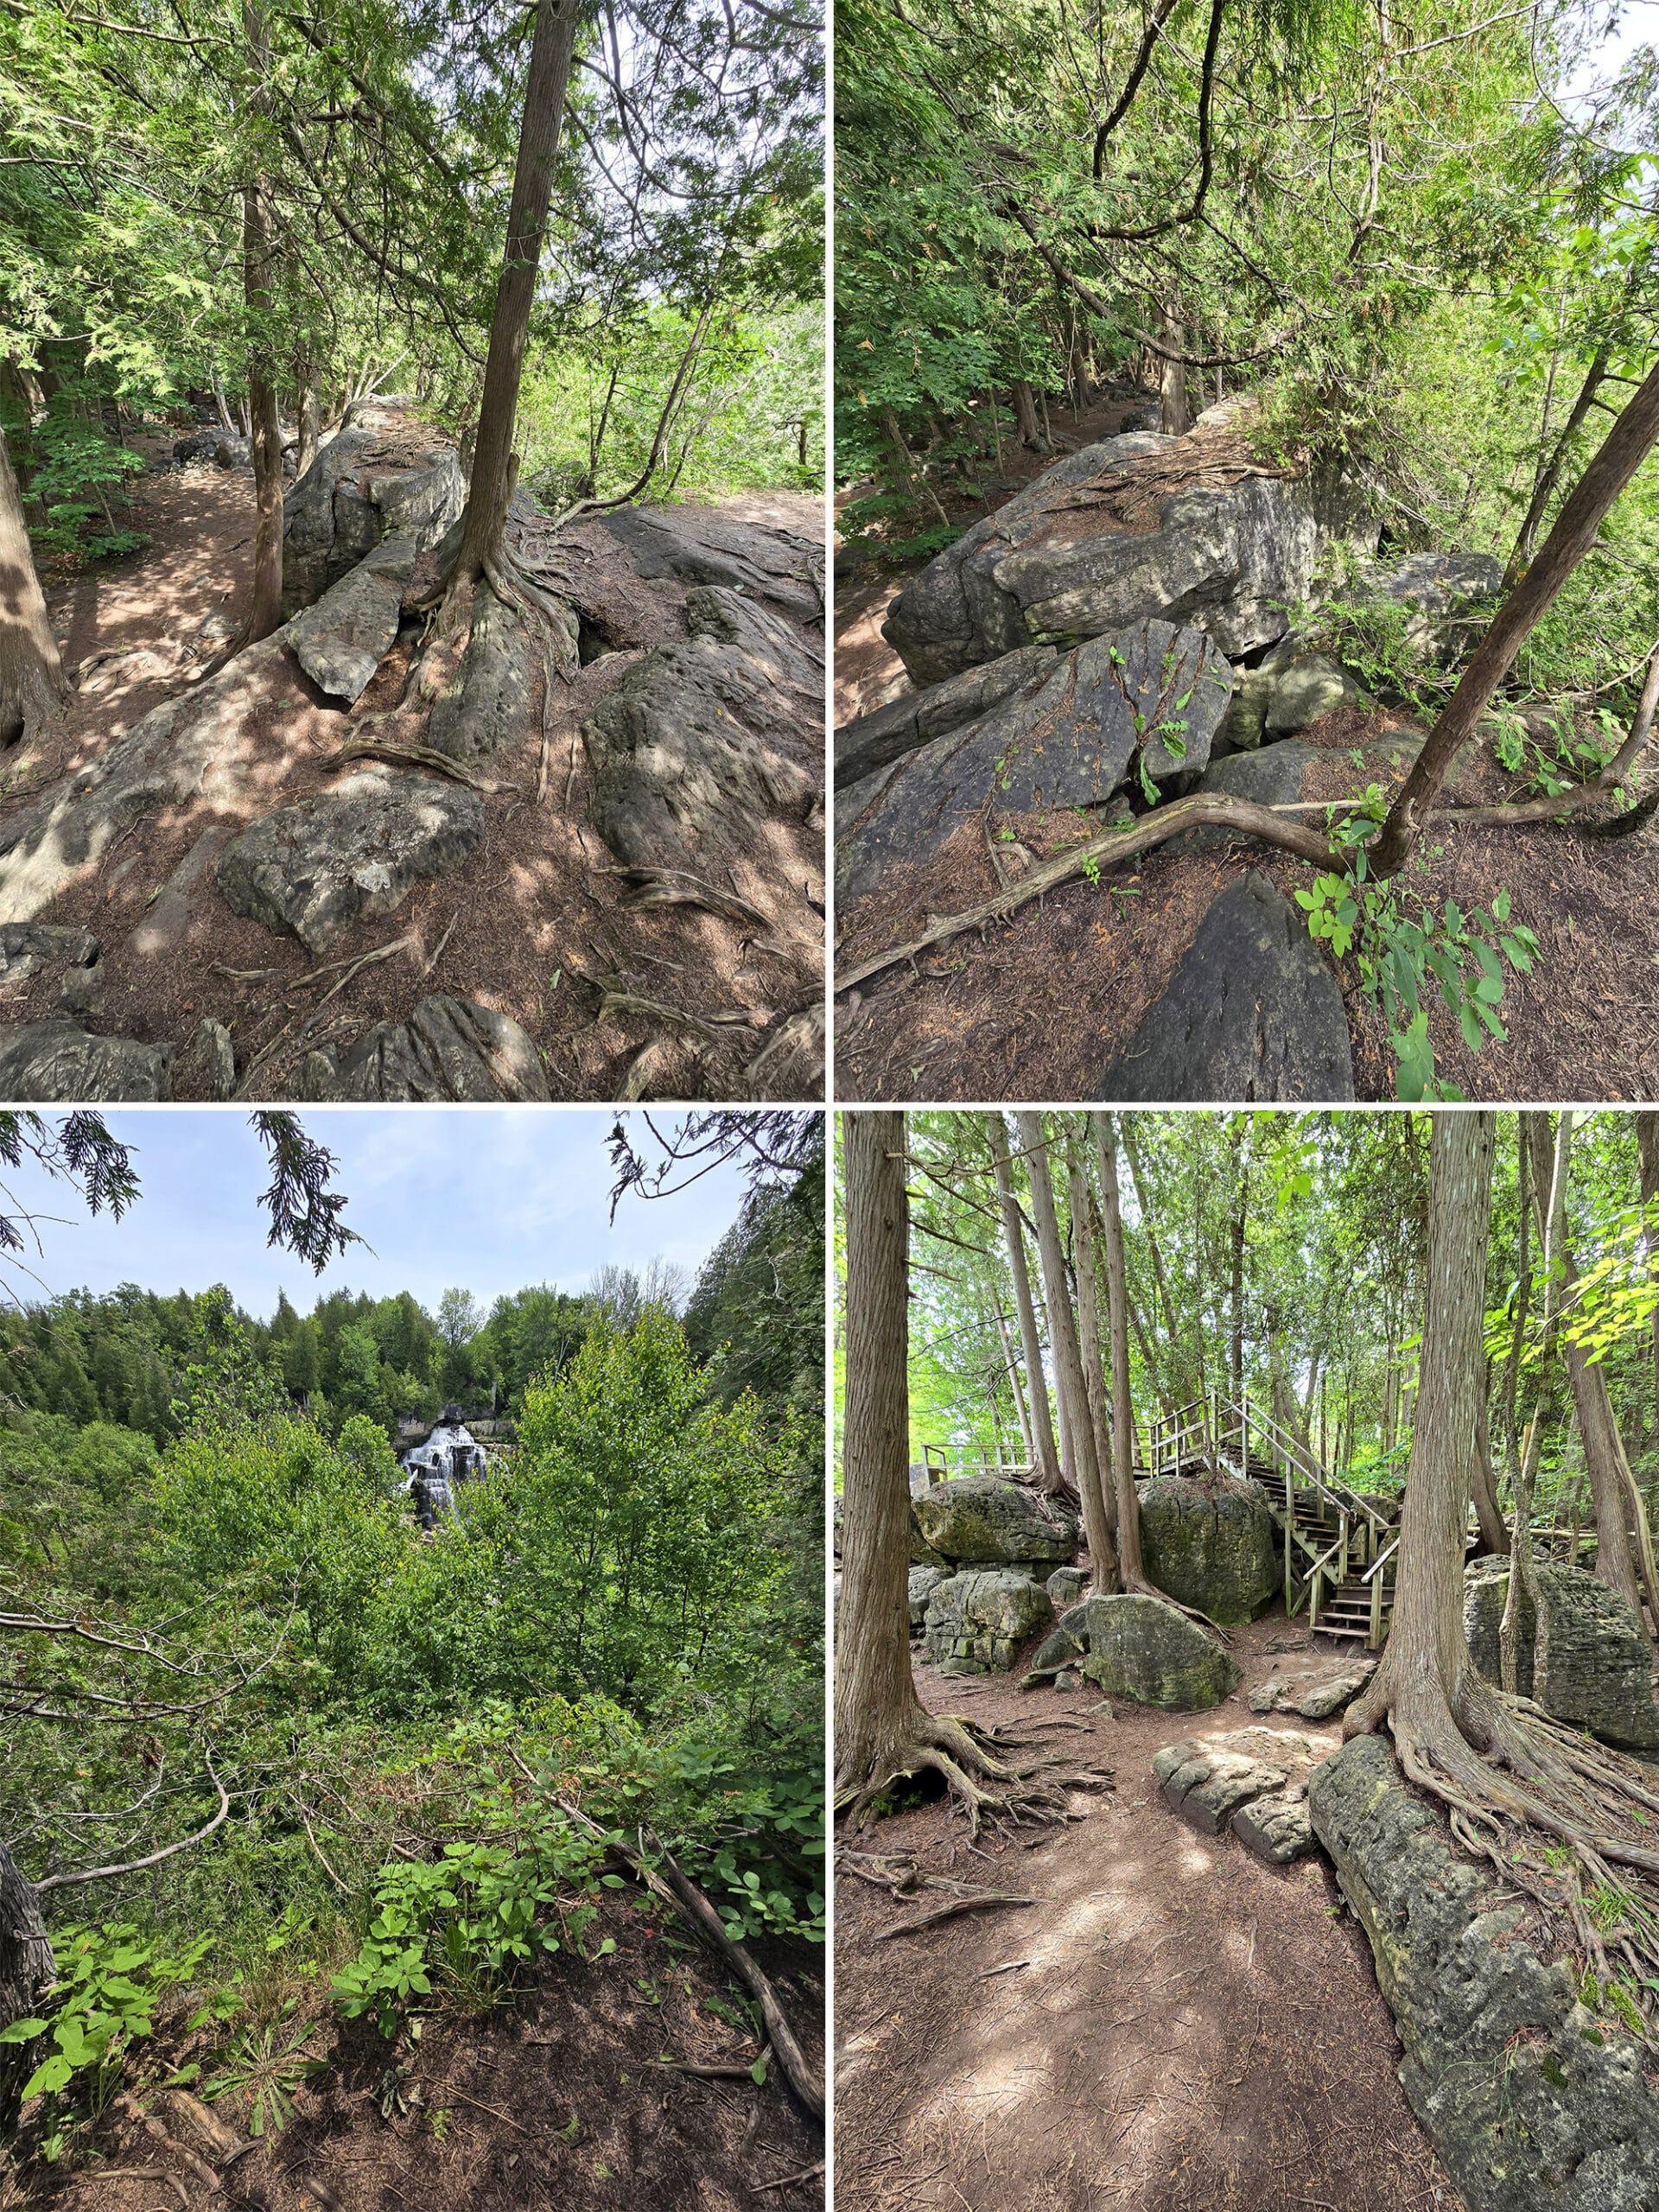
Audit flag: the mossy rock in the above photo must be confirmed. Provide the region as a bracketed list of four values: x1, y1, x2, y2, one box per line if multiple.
[912, 1476, 1077, 1566]
[923, 1567, 1053, 1676]
[1139, 1474, 1280, 1624]
[1028, 1592, 1238, 1708]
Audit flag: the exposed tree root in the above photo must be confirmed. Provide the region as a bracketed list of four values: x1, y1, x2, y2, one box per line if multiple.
[1348, 1664, 1659, 2030]
[836, 1708, 1115, 1838]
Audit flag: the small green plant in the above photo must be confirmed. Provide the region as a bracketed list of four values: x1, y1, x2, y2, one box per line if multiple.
[0, 1922, 211, 2111]
[1294, 799, 1539, 1099]
[1489, 703, 1617, 798]
[200, 2014, 322, 2137]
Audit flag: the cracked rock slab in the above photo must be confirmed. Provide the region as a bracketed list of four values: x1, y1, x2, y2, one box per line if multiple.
[836, 620, 1232, 907]
[0, 1020, 174, 1100]
[425, 580, 546, 761]
[1092, 870, 1354, 1102]
[1154, 1725, 1332, 1860]
[289, 534, 417, 704]
[0, 924, 99, 986]
[216, 768, 484, 953]
[1248, 1657, 1376, 1719]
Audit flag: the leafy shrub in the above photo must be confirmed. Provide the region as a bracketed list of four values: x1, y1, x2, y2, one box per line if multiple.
[0, 1922, 210, 2109]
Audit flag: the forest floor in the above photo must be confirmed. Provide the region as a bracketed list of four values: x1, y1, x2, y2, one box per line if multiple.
[20, 1888, 823, 2212]
[4, 432, 823, 1100]
[833, 400, 1659, 1104]
[834, 1605, 1455, 2212]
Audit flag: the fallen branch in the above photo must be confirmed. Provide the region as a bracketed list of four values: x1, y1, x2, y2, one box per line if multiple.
[595, 863, 772, 931]
[40, 1758, 229, 1893]
[836, 791, 1338, 993]
[751, 2163, 824, 2196]
[597, 986, 757, 1037]
[1446, 645, 1659, 826]
[660, 2042, 771, 2081]
[321, 738, 492, 792]
[872, 1891, 1039, 1940]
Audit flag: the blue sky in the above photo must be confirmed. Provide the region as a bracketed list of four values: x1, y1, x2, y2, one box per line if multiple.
[0, 1110, 769, 1320]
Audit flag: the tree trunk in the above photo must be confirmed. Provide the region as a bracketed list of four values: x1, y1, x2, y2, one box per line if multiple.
[0, 422, 65, 745]
[1228, 1118, 1247, 1406]
[295, 362, 321, 480]
[991, 1135, 1064, 1494]
[453, 0, 582, 585]
[1469, 1395, 1510, 1557]
[1094, 1111, 1147, 1585]
[210, 365, 236, 433]
[241, 3, 284, 642]
[1014, 1111, 1119, 1590]
[1500, 1116, 1543, 1695]
[834, 1113, 931, 1796]
[1010, 378, 1048, 452]
[1, 1839, 54, 2126]
[1370, 353, 1659, 876]
[1159, 304, 1190, 435]
[1503, 338, 1613, 588]
[995, 1306, 1035, 1470]
[1345, 1112, 1497, 1745]
[1638, 1112, 1659, 1447]
[1069, 1148, 1118, 1537]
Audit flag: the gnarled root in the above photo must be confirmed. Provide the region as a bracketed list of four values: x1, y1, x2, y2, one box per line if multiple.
[836, 1708, 1113, 1839]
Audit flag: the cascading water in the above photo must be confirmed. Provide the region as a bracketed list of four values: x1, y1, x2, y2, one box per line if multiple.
[398, 1402, 490, 1529]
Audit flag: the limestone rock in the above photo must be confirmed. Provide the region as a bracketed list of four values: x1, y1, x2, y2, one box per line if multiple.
[909, 1565, 948, 1632]
[883, 429, 1376, 683]
[836, 620, 1232, 906]
[216, 769, 483, 953]
[1046, 1565, 1088, 1609]
[1154, 1725, 1330, 1860]
[912, 1476, 1079, 1567]
[600, 501, 824, 621]
[1248, 1656, 1376, 1719]
[0, 924, 99, 987]
[1217, 664, 1274, 752]
[174, 1017, 236, 1102]
[834, 645, 1058, 789]
[0, 1020, 174, 1101]
[1091, 871, 1354, 1102]
[584, 586, 821, 877]
[1263, 652, 1364, 735]
[1138, 1473, 1281, 1624]
[1311, 1732, 1659, 2211]
[1365, 550, 1501, 664]
[289, 535, 416, 705]
[924, 1568, 1054, 1675]
[297, 995, 550, 1103]
[1465, 1560, 1659, 1752]
[282, 405, 463, 617]
[1028, 1592, 1237, 1708]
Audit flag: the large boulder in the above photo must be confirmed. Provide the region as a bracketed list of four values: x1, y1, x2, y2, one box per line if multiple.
[836, 619, 1232, 906]
[1364, 550, 1501, 664]
[923, 1568, 1053, 1675]
[295, 994, 550, 1102]
[0, 1020, 174, 1100]
[1153, 1725, 1332, 1862]
[1465, 1560, 1659, 1753]
[599, 500, 824, 621]
[1311, 1732, 1659, 2211]
[1027, 1592, 1239, 1709]
[1091, 871, 1354, 1101]
[912, 1476, 1078, 1566]
[883, 427, 1375, 684]
[216, 768, 484, 953]
[282, 402, 464, 618]
[1138, 1474, 1281, 1624]
[834, 645, 1058, 789]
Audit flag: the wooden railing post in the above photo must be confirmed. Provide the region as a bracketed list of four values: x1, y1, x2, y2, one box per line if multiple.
[1369, 1570, 1384, 1649]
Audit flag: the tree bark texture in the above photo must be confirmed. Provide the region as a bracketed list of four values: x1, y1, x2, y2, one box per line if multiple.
[991, 1136, 1064, 1493]
[0, 421, 64, 745]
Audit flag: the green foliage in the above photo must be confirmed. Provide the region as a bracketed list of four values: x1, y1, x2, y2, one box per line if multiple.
[0, 1923, 211, 2106]
[1295, 811, 1539, 1099]
[199, 2015, 323, 2138]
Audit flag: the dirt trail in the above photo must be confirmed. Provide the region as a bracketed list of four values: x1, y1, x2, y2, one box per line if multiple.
[3, 448, 824, 1099]
[834, 1608, 1457, 2212]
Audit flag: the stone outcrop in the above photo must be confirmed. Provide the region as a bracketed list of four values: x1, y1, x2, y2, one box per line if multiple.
[216, 769, 484, 953]
[1027, 1592, 1239, 1709]
[1046, 1565, 1088, 1609]
[912, 1476, 1078, 1567]
[295, 995, 550, 1102]
[584, 587, 821, 880]
[883, 425, 1375, 684]
[1091, 871, 1354, 1101]
[1365, 550, 1502, 663]
[834, 645, 1058, 790]
[923, 1567, 1053, 1675]
[1138, 1473, 1281, 1624]
[1311, 1732, 1659, 2211]
[1153, 1725, 1332, 1862]
[600, 501, 824, 621]
[424, 581, 553, 762]
[0, 1020, 174, 1100]
[281, 397, 464, 617]
[1248, 1656, 1376, 1720]
[1465, 1560, 1659, 1753]
[909, 1564, 948, 1631]
[174, 1017, 236, 1101]
[836, 619, 1232, 906]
